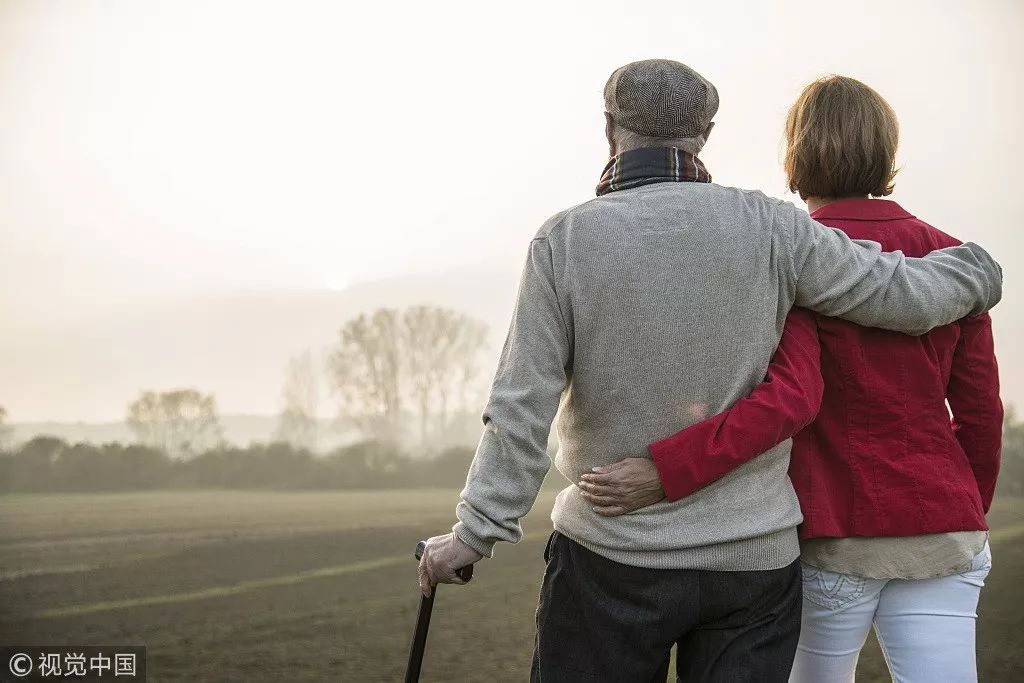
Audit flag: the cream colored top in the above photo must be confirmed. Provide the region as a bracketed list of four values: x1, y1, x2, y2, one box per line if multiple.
[800, 531, 988, 579]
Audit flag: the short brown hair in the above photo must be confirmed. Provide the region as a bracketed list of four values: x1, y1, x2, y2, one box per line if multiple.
[784, 75, 899, 199]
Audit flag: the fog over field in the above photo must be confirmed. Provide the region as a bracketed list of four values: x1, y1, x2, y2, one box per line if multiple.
[2, 0, 1023, 426]
[2, 267, 515, 444]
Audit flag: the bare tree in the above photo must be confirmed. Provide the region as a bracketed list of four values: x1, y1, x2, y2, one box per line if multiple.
[329, 306, 489, 446]
[403, 306, 460, 442]
[449, 316, 490, 416]
[329, 309, 404, 439]
[407, 307, 489, 440]
[126, 389, 222, 458]
[275, 351, 319, 451]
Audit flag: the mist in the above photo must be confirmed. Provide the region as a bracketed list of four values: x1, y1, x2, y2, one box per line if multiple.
[1, 0, 1022, 424]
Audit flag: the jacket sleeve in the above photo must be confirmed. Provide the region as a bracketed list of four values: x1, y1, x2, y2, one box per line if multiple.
[781, 204, 1002, 335]
[947, 313, 1003, 512]
[650, 308, 823, 501]
[453, 236, 572, 557]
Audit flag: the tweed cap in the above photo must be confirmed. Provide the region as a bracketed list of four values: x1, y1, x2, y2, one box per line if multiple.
[604, 59, 719, 138]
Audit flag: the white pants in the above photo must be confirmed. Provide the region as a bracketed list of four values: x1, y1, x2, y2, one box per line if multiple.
[790, 543, 991, 683]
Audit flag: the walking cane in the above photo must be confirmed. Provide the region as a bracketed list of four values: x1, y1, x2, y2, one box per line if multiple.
[405, 540, 474, 683]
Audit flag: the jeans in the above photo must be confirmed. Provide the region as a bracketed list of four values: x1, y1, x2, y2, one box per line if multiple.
[790, 542, 992, 683]
[530, 531, 802, 683]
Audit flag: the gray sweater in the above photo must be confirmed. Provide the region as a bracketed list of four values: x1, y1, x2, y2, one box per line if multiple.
[453, 183, 1002, 570]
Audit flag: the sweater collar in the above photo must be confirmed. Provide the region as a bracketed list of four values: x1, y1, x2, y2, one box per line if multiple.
[810, 198, 914, 222]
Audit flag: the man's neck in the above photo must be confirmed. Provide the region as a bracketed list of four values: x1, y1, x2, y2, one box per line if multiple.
[805, 195, 869, 213]
[611, 142, 704, 159]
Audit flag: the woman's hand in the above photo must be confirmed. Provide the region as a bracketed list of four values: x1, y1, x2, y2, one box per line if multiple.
[578, 457, 666, 516]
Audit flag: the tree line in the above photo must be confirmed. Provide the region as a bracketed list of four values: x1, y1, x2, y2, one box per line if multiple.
[0, 437, 479, 492]
[1, 302, 1024, 496]
[0, 411, 1023, 496]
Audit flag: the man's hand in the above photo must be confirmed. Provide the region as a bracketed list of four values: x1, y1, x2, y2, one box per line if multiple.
[578, 457, 666, 516]
[417, 532, 483, 598]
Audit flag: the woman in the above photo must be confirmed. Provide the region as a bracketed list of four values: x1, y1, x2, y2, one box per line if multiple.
[578, 75, 1002, 682]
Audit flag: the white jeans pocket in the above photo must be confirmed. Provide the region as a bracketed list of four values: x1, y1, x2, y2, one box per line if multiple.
[800, 563, 868, 612]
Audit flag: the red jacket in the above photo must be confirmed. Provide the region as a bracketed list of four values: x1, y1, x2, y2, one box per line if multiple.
[650, 198, 1002, 539]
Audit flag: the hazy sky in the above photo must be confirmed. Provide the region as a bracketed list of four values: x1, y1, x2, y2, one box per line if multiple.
[1, 0, 1022, 422]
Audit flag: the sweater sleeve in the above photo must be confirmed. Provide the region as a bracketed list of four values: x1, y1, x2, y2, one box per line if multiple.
[452, 237, 572, 557]
[649, 308, 823, 501]
[780, 204, 1002, 335]
[947, 313, 1003, 512]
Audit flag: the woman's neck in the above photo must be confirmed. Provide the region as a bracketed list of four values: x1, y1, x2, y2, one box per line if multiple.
[805, 195, 869, 213]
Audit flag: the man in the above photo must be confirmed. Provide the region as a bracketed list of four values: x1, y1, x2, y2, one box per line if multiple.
[418, 59, 1003, 682]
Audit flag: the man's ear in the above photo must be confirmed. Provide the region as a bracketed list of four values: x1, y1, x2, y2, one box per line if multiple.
[605, 112, 617, 157]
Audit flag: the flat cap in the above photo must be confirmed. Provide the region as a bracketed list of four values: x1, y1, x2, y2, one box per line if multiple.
[604, 59, 719, 138]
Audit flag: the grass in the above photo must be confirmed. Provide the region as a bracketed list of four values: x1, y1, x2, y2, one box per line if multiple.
[0, 491, 1021, 681]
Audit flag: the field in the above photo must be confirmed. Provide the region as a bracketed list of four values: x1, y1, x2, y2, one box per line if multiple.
[1, 491, 1022, 682]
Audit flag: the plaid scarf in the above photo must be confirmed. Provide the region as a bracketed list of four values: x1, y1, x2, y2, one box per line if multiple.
[596, 146, 711, 196]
